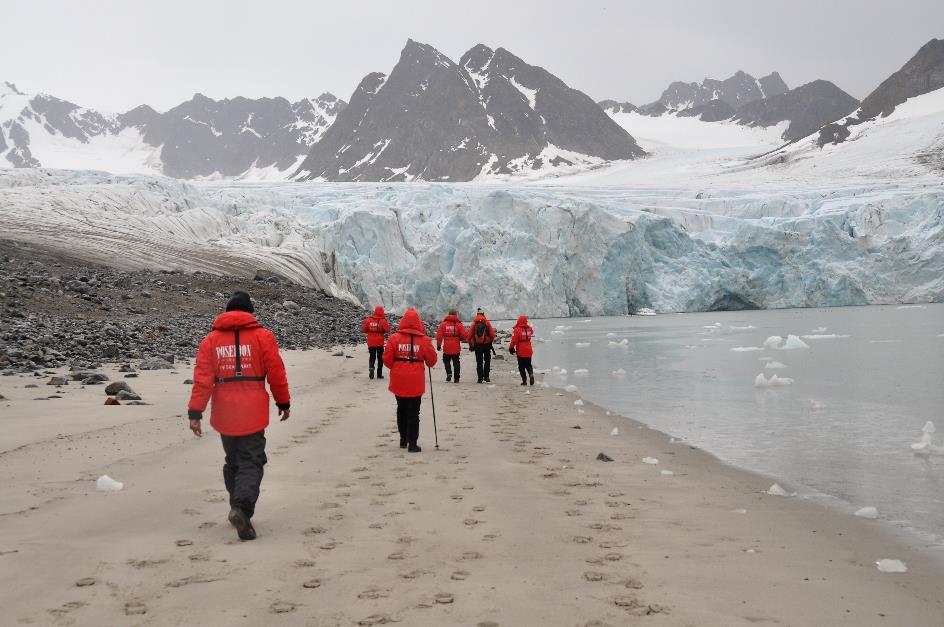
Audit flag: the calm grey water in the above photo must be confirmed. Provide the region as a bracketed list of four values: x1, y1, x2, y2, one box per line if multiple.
[517, 305, 944, 546]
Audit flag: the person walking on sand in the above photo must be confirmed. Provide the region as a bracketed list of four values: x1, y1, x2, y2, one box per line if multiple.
[436, 308, 467, 383]
[362, 306, 390, 380]
[509, 315, 536, 386]
[468, 308, 496, 384]
[187, 291, 290, 542]
[382, 307, 437, 452]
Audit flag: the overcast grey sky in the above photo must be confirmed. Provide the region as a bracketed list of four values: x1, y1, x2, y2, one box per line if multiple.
[2, 0, 942, 112]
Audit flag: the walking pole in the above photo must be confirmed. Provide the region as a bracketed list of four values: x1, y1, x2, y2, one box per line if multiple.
[428, 367, 439, 449]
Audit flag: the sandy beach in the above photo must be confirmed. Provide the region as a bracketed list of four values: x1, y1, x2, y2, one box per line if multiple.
[1, 347, 942, 626]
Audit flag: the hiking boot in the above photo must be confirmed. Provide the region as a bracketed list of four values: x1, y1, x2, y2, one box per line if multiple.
[400, 437, 408, 449]
[369, 368, 374, 380]
[228, 508, 256, 541]
[408, 443, 422, 453]
[477, 379, 483, 384]
[529, 374, 535, 386]
[520, 381, 527, 386]
[484, 377, 491, 383]
[446, 374, 452, 382]
[377, 373, 384, 380]
[454, 378, 460, 384]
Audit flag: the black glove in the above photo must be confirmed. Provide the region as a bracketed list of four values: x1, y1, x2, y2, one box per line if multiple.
[509, 347, 516, 355]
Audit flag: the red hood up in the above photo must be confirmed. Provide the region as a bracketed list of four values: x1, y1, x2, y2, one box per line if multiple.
[397, 308, 427, 336]
[372, 306, 386, 319]
[212, 310, 261, 331]
[515, 315, 530, 327]
[443, 313, 461, 322]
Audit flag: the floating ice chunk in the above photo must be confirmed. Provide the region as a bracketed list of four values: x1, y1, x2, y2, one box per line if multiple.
[574, 399, 584, 406]
[779, 335, 809, 350]
[575, 342, 590, 348]
[923, 421, 935, 434]
[611, 368, 627, 377]
[610, 427, 619, 436]
[574, 369, 589, 377]
[730, 346, 762, 352]
[581, 319, 592, 324]
[537, 338, 546, 343]
[606, 332, 616, 338]
[765, 361, 787, 369]
[766, 483, 796, 497]
[763, 336, 784, 349]
[855, 506, 878, 519]
[607, 338, 630, 349]
[896, 305, 926, 310]
[911, 421, 944, 454]
[552, 330, 564, 335]
[554, 325, 568, 331]
[96, 475, 124, 492]
[564, 384, 578, 393]
[876, 559, 908, 573]
[809, 399, 827, 410]
[660, 470, 674, 476]
[801, 334, 850, 340]
[729, 325, 757, 331]
[642, 457, 659, 465]
[811, 326, 827, 334]
[757, 355, 775, 362]
[755, 373, 794, 388]
[703, 324, 722, 329]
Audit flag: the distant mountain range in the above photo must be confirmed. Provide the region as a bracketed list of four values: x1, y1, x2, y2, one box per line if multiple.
[0, 81, 345, 178]
[599, 71, 860, 143]
[2, 37, 942, 180]
[293, 40, 643, 182]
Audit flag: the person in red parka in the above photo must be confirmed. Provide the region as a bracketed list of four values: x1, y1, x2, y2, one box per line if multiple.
[508, 315, 536, 386]
[382, 307, 437, 452]
[188, 291, 291, 541]
[436, 308, 467, 383]
[467, 308, 496, 383]
[362, 306, 390, 380]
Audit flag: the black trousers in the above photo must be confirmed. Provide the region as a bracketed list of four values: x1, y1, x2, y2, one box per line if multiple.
[517, 356, 533, 383]
[221, 430, 267, 519]
[443, 353, 460, 380]
[396, 396, 421, 444]
[368, 346, 384, 376]
[474, 345, 492, 381]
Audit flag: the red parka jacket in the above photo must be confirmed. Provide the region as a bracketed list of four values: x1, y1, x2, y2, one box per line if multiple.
[509, 315, 535, 359]
[362, 306, 390, 348]
[436, 314, 467, 355]
[467, 314, 495, 348]
[382, 308, 438, 398]
[188, 310, 290, 436]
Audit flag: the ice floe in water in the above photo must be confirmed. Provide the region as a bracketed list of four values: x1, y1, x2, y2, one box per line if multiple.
[611, 368, 627, 377]
[608, 339, 629, 348]
[754, 373, 795, 388]
[763, 335, 784, 349]
[575, 342, 590, 348]
[765, 361, 788, 369]
[911, 421, 944, 455]
[730, 346, 762, 352]
[564, 384, 578, 393]
[876, 559, 908, 573]
[896, 305, 926, 310]
[642, 457, 659, 465]
[729, 325, 757, 331]
[96, 475, 124, 492]
[606, 332, 616, 338]
[574, 369, 589, 377]
[801, 334, 850, 340]
[811, 326, 827, 334]
[766, 483, 796, 497]
[780, 335, 810, 350]
[855, 506, 879, 519]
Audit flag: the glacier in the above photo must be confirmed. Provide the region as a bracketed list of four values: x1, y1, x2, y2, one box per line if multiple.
[1, 87, 942, 318]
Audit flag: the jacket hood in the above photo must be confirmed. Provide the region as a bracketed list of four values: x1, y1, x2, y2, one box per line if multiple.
[515, 315, 530, 327]
[212, 310, 261, 331]
[372, 306, 386, 318]
[474, 313, 488, 322]
[443, 313, 460, 322]
[397, 308, 427, 336]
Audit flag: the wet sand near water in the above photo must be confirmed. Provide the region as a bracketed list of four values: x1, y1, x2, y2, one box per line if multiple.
[0, 348, 942, 626]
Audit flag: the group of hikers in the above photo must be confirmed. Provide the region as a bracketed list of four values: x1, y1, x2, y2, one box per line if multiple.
[186, 292, 537, 541]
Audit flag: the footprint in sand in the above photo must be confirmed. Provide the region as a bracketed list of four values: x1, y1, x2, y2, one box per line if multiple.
[458, 551, 483, 561]
[128, 558, 169, 569]
[198, 521, 217, 529]
[75, 577, 96, 587]
[166, 575, 222, 588]
[294, 559, 316, 568]
[175, 539, 193, 547]
[357, 614, 398, 626]
[472, 506, 486, 513]
[572, 536, 594, 544]
[463, 518, 483, 527]
[124, 601, 147, 616]
[188, 552, 210, 562]
[328, 513, 345, 521]
[434, 593, 454, 604]
[303, 579, 322, 589]
[397, 536, 416, 545]
[304, 526, 327, 536]
[270, 601, 297, 614]
[48, 601, 88, 616]
[551, 489, 571, 496]
[319, 541, 338, 550]
[477, 622, 500, 627]
[565, 510, 583, 517]
[481, 534, 499, 542]
[387, 551, 407, 560]
[621, 577, 644, 590]
[398, 569, 430, 580]
[320, 502, 341, 510]
[357, 587, 390, 600]
[584, 571, 607, 582]
[450, 494, 464, 501]
[588, 523, 622, 532]
[368, 522, 385, 529]
[450, 570, 470, 581]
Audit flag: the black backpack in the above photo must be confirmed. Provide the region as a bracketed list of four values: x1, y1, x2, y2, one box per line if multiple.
[474, 320, 490, 343]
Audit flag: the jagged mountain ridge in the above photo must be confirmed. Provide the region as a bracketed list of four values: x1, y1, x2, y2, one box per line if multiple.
[294, 40, 644, 182]
[0, 82, 346, 178]
[817, 38, 944, 146]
